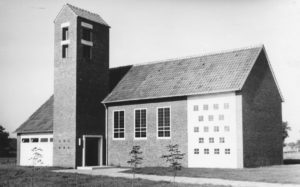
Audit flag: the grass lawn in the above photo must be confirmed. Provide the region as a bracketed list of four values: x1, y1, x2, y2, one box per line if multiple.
[0, 163, 226, 187]
[125, 164, 300, 184]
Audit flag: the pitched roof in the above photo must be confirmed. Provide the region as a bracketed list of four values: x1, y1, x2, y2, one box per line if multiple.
[55, 4, 109, 27]
[103, 46, 264, 103]
[15, 96, 53, 134]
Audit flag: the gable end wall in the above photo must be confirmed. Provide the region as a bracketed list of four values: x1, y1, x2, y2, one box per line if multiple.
[242, 51, 283, 167]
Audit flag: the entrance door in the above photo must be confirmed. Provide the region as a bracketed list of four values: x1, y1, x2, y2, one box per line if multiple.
[82, 135, 102, 167]
[85, 138, 99, 166]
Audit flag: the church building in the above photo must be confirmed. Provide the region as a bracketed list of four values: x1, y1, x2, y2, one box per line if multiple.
[15, 4, 284, 168]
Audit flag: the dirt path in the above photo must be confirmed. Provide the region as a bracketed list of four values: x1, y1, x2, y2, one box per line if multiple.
[55, 168, 300, 187]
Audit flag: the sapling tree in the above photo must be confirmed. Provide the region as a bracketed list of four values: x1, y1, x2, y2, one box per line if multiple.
[161, 144, 185, 184]
[29, 147, 43, 187]
[127, 145, 143, 187]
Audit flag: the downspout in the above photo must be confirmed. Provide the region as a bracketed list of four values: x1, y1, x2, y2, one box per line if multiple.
[103, 103, 108, 166]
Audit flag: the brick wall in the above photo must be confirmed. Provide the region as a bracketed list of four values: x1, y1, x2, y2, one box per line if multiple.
[76, 17, 109, 166]
[242, 50, 283, 167]
[53, 7, 78, 168]
[53, 6, 110, 168]
[107, 98, 188, 167]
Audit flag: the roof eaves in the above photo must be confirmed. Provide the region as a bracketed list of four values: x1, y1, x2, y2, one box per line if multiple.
[16, 130, 53, 135]
[102, 88, 238, 104]
[66, 4, 110, 27]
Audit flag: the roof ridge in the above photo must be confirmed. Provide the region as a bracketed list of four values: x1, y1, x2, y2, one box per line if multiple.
[133, 44, 264, 67]
[66, 3, 100, 17]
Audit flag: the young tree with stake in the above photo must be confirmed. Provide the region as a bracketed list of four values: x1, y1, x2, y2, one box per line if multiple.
[161, 144, 185, 185]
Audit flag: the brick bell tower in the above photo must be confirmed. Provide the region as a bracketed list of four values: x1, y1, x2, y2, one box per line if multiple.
[53, 4, 109, 168]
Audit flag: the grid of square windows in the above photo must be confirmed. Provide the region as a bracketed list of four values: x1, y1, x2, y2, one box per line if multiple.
[158, 107, 171, 138]
[208, 115, 214, 121]
[135, 109, 147, 138]
[203, 104, 209, 110]
[113, 111, 125, 139]
[214, 148, 220, 154]
[199, 138, 204, 143]
[225, 149, 231, 154]
[198, 115, 204, 121]
[219, 137, 225, 143]
[213, 104, 219, 110]
[224, 103, 229, 109]
[194, 127, 199, 133]
[214, 126, 219, 132]
[194, 105, 199, 111]
[209, 137, 214, 143]
[204, 126, 209, 132]
[224, 126, 230, 132]
[219, 114, 224, 121]
[204, 148, 209, 154]
[192, 148, 231, 155]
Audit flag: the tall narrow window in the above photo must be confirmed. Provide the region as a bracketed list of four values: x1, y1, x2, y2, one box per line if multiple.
[62, 27, 69, 40]
[157, 107, 171, 138]
[135, 109, 147, 138]
[82, 27, 92, 41]
[62, 45, 68, 58]
[113, 111, 125, 139]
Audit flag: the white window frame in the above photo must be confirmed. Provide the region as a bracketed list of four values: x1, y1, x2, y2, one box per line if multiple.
[134, 108, 147, 140]
[156, 106, 171, 139]
[112, 110, 125, 140]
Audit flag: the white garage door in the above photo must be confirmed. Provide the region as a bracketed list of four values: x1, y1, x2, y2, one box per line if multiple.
[20, 134, 53, 166]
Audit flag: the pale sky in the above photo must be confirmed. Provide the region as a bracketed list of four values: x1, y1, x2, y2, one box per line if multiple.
[0, 0, 299, 143]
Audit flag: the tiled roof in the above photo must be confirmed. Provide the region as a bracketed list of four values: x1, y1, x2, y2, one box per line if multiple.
[66, 4, 109, 27]
[15, 96, 53, 134]
[103, 46, 263, 103]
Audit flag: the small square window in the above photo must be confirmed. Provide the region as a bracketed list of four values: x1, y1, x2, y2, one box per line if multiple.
[204, 126, 209, 132]
[22, 138, 29, 143]
[224, 126, 230, 132]
[62, 45, 68, 58]
[40, 138, 48, 143]
[199, 138, 204, 143]
[214, 148, 220, 154]
[224, 103, 229, 109]
[203, 104, 209, 110]
[198, 116, 204, 122]
[31, 138, 39, 143]
[219, 137, 225, 143]
[194, 127, 199, 133]
[225, 148, 230, 154]
[219, 115, 224, 121]
[214, 126, 219, 132]
[204, 148, 209, 154]
[194, 105, 199, 111]
[208, 115, 214, 121]
[209, 137, 214, 143]
[194, 148, 199, 154]
[50, 138, 53, 142]
[213, 104, 219, 110]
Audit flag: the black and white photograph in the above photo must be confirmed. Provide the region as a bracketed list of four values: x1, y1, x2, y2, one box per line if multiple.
[0, 0, 299, 186]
